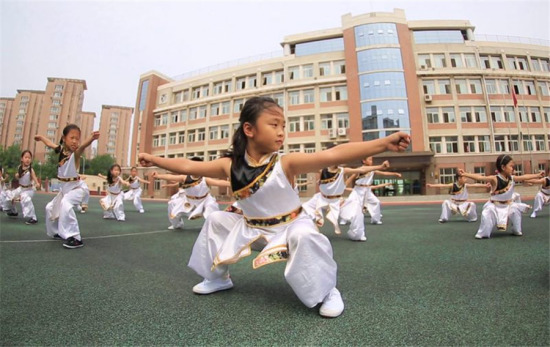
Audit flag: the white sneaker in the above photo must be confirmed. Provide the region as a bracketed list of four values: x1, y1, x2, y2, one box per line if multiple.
[319, 288, 344, 318]
[193, 277, 233, 294]
[530, 213, 536, 218]
[438, 219, 447, 223]
[371, 221, 382, 225]
[512, 231, 523, 236]
[139, 209, 145, 213]
[359, 236, 367, 242]
[168, 225, 174, 230]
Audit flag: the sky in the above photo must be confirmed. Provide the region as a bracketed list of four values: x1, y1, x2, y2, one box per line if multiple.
[1, 0, 549, 132]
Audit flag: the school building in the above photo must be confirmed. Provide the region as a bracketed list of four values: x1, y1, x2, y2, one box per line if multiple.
[131, 8, 550, 198]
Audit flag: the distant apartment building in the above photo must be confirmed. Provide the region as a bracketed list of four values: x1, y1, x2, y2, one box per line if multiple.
[132, 8, 550, 198]
[78, 111, 96, 159]
[0, 97, 16, 148]
[97, 105, 134, 166]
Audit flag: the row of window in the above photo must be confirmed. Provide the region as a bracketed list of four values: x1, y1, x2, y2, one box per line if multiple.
[422, 78, 550, 96]
[166, 61, 346, 105]
[155, 87, 348, 126]
[427, 106, 550, 124]
[429, 134, 548, 154]
[418, 53, 549, 72]
[152, 113, 351, 147]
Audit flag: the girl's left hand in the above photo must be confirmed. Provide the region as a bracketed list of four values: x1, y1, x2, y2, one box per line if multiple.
[138, 153, 154, 167]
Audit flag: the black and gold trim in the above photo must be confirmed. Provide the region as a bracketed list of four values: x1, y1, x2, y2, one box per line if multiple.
[231, 154, 278, 200]
[244, 206, 302, 228]
[181, 176, 203, 189]
[319, 168, 340, 184]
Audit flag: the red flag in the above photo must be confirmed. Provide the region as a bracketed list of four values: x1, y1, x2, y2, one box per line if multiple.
[512, 88, 518, 108]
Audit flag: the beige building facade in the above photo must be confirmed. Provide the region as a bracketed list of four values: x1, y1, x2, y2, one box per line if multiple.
[133, 9, 549, 198]
[97, 105, 134, 166]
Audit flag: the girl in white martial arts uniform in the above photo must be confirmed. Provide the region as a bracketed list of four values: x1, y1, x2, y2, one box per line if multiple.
[152, 158, 230, 230]
[3, 150, 40, 224]
[35, 125, 100, 249]
[345, 156, 401, 225]
[458, 155, 544, 239]
[427, 174, 489, 223]
[138, 96, 411, 318]
[98, 164, 130, 222]
[123, 167, 148, 213]
[0, 166, 7, 211]
[302, 159, 389, 241]
[526, 173, 550, 218]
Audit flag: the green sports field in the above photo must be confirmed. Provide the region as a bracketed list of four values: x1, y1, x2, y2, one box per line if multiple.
[1, 193, 548, 346]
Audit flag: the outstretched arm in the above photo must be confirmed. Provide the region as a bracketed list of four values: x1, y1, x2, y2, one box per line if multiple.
[522, 177, 546, 185]
[514, 171, 545, 183]
[345, 173, 358, 188]
[374, 170, 402, 178]
[426, 183, 453, 188]
[152, 171, 186, 182]
[97, 173, 107, 181]
[34, 134, 59, 150]
[458, 169, 497, 189]
[283, 132, 410, 178]
[139, 153, 230, 179]
[30, 169, 40, 188]
[343, 161, 390, 175]
[74, 131, 100, 158]
[370, 182, 394, 190]
[161, 182, 179, 188]
[136, 176, 149, 184]
[465, 183, 492, 189]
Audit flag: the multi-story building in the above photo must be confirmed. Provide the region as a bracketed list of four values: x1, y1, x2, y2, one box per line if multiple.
[0, 97, 16, 148]
[97, 105, 134, 166]
[132, 8, 549, 198]
[0, 77, 93, 163]
[78, 111, 96, 160]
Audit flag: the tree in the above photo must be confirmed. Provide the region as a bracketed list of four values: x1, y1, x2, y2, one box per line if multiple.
[0, 144, 23, 182]
[88, 154, 116, 175]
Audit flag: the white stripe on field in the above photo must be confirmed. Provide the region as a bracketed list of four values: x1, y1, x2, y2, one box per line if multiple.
[0, 229, 171, 244]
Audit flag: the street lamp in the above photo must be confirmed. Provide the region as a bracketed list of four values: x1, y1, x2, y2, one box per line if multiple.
[81, 156, 86, 174]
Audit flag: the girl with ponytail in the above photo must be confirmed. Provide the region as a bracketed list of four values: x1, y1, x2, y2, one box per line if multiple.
[139, 96, 410, 318]
[35, 124, 99, 249]
[3, 150, 40, 224]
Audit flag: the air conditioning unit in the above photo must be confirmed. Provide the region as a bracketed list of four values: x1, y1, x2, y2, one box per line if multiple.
[424, 94, 433, 102]
[420, 64, 428, 70]
[337, 128, 347, 136]
[328, 129, 337, 139]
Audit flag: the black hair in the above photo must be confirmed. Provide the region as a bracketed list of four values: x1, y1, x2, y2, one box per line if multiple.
[54, 124, 81, 154]
[107, 164, 122, 184]
[223, 96, 282, 166]
[496, 154, 513, 173]
[455, 172, 461, 181]
[18, 150, 33, 177]
[130, 166, 137, 171]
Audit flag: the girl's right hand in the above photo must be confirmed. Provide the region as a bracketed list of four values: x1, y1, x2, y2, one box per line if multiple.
[151, 171, 158, 178]
[138, 153, 154, 167]
[457, 169, 465, 176]
[386, 132, 410, 152]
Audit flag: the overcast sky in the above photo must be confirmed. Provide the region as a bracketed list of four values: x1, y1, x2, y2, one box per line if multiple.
[1, 0, 549, 130]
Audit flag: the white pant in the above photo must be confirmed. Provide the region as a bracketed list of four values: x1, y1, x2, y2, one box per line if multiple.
[100, 193, 125, 221]
[302, 193, 342, 235]
[476, 202, 530, 238]
[4, 187, 36, 219]
[188, 211, 337, 308]
[363, 189, 382, 223]
[45, 188, 85, 240]
[440, 200, 477, 222]
[531, 191, 549, 217]
[168, 195, 218, 229]
[123, 187, 144, 212]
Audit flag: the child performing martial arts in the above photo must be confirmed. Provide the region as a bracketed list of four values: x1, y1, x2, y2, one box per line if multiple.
[526, 172, 550, 218]
[458, 155, 544, 239]
[123, 167, 148, 213]
[0, 165, 7, 211]
[151, 158, 230, 230]
[35, 125, 99, 248]
[3, 150, 40, 224]
[98, 164, 130, 222]
[138, 96, 410, 318]
[302, 158, 390, 241]
[427, 173, 490, 223]
[345, 156, 401, 225]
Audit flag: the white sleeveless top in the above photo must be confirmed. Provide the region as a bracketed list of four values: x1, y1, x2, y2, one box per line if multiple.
[232, 153, 301, 219]
[319, 167, 345, 196]
[450, 183, 469, 201]
[18, 167, 32, 186]
[541, 176, 550, 195]
[107, 179, 123, 194]
[128, 176, 140, 189]
[356, 171, 374, 186]
[183, 177, 210, 198]
[58, 152, 82, 193]
[491, 174, 515, 202]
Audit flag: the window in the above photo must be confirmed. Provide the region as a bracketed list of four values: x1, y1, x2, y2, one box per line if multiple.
[289, 91, 300, 105]
[234, 99, 245, 113]
[171, 112, 179, 124]
[302, 64, 313, 78]
[154, 115, 161, 126]
[188, 130, 196, 143]
[463, 136, 476, 153]
[508, 135, 520, 152]
[474, 166, 485, 177]
[498, 80, 510, 94]
[262, 72, 273, 86]
[494, 135, 506, 152]
[236, 77, 246, 91]
[274, 71, 284, 84]
[213, 82, 223, 95]
[197, 128, 206, 142]
[455, 79, 468, 94]
[335, 86, 347, 100]
[334, 61, 346, 74]
[450, 53, 463, 68]
[289, 117, 301, 132]
[503, 106, 515, 122]
[169, 132, 177, 145]
[247, 75, 257, 89]
[433, 54, 446, 68]
[441, 107, 456, 123]
[522, 135, 534, 151]
[423, 80, 435, 95]
[210, 103, 220, 117]
[478, 135, 491, 152]
[178, 132, 185, 143]
[223, 80, 232, 93]
[429, 136, 442, 153]
[538, 81, 550, 96]
[464, 54, 477, 68]
[427, 108, 439, 123]
[189, 107, 197, 120]
[209, 126, 219, 140]
[469, 79, 482, 94]
[220, 125, 229, 139]
[439, 168, 457, 184]
[198, 106, 206, 119]
[321, 114, 333, 129]
[418, 54, 432, 68]
[337, 113, 349, 128]
[445, 136, 458, 153]
[288, 66, 300, 80]
[221, 102, 230, 115]
[319, 62, 331, 76]
[543, 108, 550, 123]
[303, 116, 315, 131]
[320, 87, 332, 102]
[460, 107, 473, 123]
[438, 80, 451, 94]
[303, 89, 314, 104]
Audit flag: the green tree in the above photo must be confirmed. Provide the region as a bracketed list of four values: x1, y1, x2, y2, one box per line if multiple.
[0, 144, 23, 182]
[88, 154, 116, 175]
